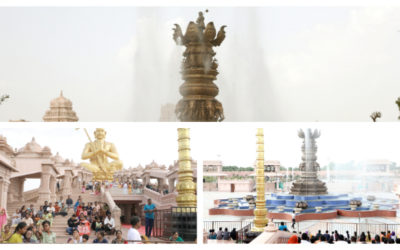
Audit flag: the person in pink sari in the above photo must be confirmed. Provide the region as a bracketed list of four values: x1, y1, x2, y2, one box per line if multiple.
[0, 208, 7, 232]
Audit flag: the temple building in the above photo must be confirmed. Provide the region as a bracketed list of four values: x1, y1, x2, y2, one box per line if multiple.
[203, 160, 282, 192]
[42, 91, 79, 122]
[113, 159, 197, 224]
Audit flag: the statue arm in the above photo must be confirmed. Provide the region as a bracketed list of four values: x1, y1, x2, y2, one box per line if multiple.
[82, 143, 95, 160]
[105, 143, 119, 160]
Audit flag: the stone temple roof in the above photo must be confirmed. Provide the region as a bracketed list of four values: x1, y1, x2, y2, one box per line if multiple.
[18, 137, 43, 154]
[0, 135, 15, 156]
[43, 91, 79, 122]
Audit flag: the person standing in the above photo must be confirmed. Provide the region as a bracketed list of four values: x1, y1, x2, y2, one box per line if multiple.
[291, 210, 296, 229]
[123, 182, 128, 194]
[66, 195, 73, 211]
[144, 198, 156, 238]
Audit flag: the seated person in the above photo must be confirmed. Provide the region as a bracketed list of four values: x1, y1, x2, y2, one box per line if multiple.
[93, 231, 108, 243]
[77, 216, 91, 236]
[54, 203, 61, 214]
[111, 230, 126, 244]
[0, 224, 12, 243]
[278, 222, 288, 231]
[169, 232, 184, 242]
[94, 217, 103, 232]
[59, 203, 68, 217]
[82, 234, 89, 243]
[42, 210, 53, 226]
[11, 209, 21, 226]
[21, 213, 34, 227]
[104, 212, 115, 235]
[66, 214, 79, 235]
[208, 229, 217, 239]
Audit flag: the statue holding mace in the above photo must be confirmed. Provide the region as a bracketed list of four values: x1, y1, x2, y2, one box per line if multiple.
[80, 128, 123, 182]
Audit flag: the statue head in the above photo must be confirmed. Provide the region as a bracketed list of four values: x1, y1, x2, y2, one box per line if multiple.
[94, 128, 106, 140]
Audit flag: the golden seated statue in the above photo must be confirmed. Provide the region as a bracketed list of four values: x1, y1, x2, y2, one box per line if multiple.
[81, 128, 123, 182]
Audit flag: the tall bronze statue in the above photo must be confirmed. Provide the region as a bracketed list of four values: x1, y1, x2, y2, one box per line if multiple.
[81, 128, 123, 182]
[173, 11, 226, 122]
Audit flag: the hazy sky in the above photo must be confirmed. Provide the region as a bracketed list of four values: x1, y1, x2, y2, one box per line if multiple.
[2, 123, 400, 189]
[2, 123, 400, 168]
[2, 7, 400, 121]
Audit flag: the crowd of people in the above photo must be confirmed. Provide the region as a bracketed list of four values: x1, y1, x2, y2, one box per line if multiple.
[0, 195, 186, 244]
[208, 227, 238, 241]
[66, 196, 115, 237]
[277, 222, 400, 244]
[0, 195, 125, 244]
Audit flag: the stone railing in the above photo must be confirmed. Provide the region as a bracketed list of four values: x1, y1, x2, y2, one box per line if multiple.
[160, 192, 177, 208]
[101, 186, 121, 229]
[23, 188, 40, 202]
[143, 187, 163, 203]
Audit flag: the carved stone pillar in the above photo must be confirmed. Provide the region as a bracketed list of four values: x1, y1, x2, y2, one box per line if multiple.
[50, 176, 57, 202]
[62, 170, 73, 198]
[0, 179, 10, 210]
[158, 178, 165, 192]
[37, 164, 52, 204]
[18, 178, 25, 202]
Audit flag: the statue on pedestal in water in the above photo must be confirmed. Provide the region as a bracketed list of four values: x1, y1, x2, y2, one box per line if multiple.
[81, 128, 123, 182]
[290, 128, 327, 195]
[173, 11, 226, 122]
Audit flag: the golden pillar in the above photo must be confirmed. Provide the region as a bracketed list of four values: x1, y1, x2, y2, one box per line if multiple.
[252, 128, 268, 231]
[176, 128, 197, 207]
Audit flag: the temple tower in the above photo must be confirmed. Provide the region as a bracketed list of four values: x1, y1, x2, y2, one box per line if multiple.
[43, 91, 79, 122]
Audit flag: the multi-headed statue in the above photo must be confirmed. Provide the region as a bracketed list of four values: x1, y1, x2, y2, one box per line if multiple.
[173, 11, 226, 122]
[81, 128, 123, 182]
[290, 128, 327, 196]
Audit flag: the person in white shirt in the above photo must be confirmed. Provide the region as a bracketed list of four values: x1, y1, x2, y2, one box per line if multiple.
[11, 209, 21, 226]
[127, 216, 142, 244]
[104, 212, 115, 234]
[291, 210, 296, 229]
[22, 213, 34, 227]
[123, 183, 128, 194]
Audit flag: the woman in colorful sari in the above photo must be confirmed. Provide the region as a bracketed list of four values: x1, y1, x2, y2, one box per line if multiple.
[0, 208, 7, 233]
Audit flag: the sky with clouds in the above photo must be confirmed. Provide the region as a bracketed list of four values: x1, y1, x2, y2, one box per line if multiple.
[1, 7, 400, 121]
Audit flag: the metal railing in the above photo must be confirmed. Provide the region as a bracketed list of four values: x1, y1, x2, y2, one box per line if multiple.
[141, 207, 197, 241]
[204, 220, 253, 243]
[302, 221, 400, 236]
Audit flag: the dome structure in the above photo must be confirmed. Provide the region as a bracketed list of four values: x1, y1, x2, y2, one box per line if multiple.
[18, 137, 43, 154]
[43, 91, 79, 122]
